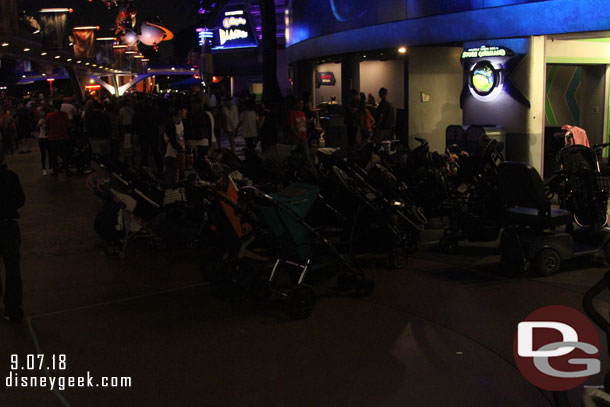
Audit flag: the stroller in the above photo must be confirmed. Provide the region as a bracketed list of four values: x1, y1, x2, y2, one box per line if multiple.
[89, 156, 195, 258]
[439, 139, 505, 250]
[315, 147, 426, 268]
[380, 137, 453, 218]
[201, 178, 374, 319]
[547, 144, 610, 229]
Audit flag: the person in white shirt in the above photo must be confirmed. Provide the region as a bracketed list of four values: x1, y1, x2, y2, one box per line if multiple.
[236, 100, 259, 150]
[222, 97, 239, 153]
[60, 98, 77, 121]
[162, 107, 186, 186]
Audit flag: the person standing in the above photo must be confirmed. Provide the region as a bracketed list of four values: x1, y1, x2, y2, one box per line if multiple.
[60, 97, 78, 122]
[36, 106, 50, 175]
[236, 100, 259, 151]
[374, 87, 395, 143]
[222, 98, 239, 153]
[0, 151, 25, 323]
[257, 102, 277, 152]
[345, 89, 361, 148]
[359, 100, 375, 143]
[46, 100, 72, 176]
[186, 98, 215, 159]
[162, 107, 186, 186]
[1, 107, 16, 155]
[85, 101, 112, 157]
[119, 98, 135, 163]
[287, 99, 311, 165]
[134, 98, 162, 171]
[15, 102, 32, 154]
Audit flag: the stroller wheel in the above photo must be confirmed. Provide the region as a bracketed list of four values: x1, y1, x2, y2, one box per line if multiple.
[389, 249, 408, 269]
[355, 279, 375, 297]
[285, 285, 316, 320]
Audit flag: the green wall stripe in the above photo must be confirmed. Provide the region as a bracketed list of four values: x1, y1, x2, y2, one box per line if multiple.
[566, 67, 582, 126]
[546, 65, 558, 126]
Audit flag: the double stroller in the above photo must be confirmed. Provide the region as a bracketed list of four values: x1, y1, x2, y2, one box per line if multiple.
[201, 177, 374, 319]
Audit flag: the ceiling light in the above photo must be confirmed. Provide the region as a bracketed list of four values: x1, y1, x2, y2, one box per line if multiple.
[41, 52, 47, 56]
[398, 46, 407, 54]
[23, 48, 30, 52]
[1, 43, 9, 47]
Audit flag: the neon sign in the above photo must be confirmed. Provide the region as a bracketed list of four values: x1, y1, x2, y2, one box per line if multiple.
[196, 28, 213, 47]
[219, 29, 248, 45]
[213, 7, 258, 50]
[222, 17, 247, 29]
[462, 46, 514, 59]
[468, 61, 504, 101]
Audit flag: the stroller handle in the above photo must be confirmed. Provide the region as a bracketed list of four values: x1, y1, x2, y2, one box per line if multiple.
[583, 271, 610, 349]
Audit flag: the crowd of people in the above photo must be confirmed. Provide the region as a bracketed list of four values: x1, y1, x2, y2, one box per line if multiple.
[0, 84, 396, 324]
[0, 85, 396, 185]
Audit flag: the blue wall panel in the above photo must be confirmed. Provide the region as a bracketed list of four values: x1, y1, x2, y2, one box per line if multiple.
[287, 0, 610, 63]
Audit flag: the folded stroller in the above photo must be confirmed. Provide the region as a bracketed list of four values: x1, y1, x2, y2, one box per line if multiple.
[201, 178, 374, 319]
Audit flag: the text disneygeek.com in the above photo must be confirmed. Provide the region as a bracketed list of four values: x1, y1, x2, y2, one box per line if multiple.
[5, 354, 132, 391]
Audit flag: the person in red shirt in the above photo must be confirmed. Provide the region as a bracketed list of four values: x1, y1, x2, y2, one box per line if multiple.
[45, 100, 72, 176]
[287, 99, 312, 166]
[288, 99, 307, 144]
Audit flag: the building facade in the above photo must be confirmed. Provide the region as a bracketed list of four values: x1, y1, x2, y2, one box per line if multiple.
[286, 0, 610, 174]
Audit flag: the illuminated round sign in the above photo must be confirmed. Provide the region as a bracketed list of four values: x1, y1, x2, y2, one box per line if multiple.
[471, 61, 497, 97]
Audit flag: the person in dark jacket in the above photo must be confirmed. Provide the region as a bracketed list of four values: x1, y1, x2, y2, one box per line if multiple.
[0, 151, 25, 323]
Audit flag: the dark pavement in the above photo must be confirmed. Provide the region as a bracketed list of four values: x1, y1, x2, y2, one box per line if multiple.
[1, 151, 609, 406]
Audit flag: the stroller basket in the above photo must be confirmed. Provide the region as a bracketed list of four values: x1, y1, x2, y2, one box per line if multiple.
[560, 145, 600, 173]
[253, 183, 320, 263]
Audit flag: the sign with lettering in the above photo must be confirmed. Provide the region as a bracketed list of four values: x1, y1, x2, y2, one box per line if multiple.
[461, 45, 514, 59]
[213, 7, 257, 50]
[316, 72, 336, 86]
